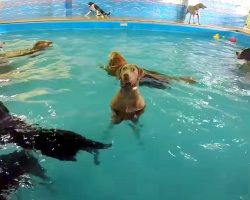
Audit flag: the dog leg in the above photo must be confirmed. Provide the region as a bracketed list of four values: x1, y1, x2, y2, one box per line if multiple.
[128, 121, 141, 138]
[193, 15, 195, 24]
[111, 112, 122, 124]
[197, 13, 200, 25]
[86, 149, 100, 165]
[102, 123, 115, 140]
[188, 14, 191, 24]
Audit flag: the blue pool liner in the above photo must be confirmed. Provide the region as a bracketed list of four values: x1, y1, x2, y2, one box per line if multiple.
[0, 21, 249, 45]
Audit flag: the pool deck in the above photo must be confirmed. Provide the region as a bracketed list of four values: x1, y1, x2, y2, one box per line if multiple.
[0, 17, 249, 35]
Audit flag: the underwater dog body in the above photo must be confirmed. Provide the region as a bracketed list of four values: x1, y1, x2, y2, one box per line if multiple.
[0, 150, 48, 200]
[0, 41, 53, 59]
[105, 52, 196, 90]
[0, 102, 111, 162]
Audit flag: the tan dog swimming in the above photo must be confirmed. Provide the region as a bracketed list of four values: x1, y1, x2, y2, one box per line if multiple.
[110, 64, 145, 124]
[0, 40, 53, 59]
[104, 51, 196, 89]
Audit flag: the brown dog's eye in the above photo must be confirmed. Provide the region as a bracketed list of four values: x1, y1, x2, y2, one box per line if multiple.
[131, 68, 135, 72]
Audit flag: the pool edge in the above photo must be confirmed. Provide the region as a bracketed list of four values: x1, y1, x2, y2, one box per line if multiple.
[0, 17, 250, 45]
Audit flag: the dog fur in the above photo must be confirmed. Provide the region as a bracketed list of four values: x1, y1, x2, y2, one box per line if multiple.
[104, 51, 196, 89]
[0, 41, 53, 59]
[86, 2, 110, 19]
[0, 101, 111, 163]
[236, 48, 250, 73]
[236, 48, 250, 62]
[0, 150, 49, 200]
[186, 3, 207, 25]
[110, 64, 145, 124]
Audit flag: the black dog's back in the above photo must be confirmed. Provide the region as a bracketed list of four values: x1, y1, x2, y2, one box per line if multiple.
[95, 4, 110, 16]
[33, 128, 111, 161]
[0, 101, 111, 163]
[0, 150, 48, 200]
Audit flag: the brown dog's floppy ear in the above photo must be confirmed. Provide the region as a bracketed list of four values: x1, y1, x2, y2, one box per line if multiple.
[115, 65, 123, 80]
[136, 66, 145, 81]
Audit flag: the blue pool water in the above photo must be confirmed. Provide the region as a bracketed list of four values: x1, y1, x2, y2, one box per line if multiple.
[0, 27, 250, 200]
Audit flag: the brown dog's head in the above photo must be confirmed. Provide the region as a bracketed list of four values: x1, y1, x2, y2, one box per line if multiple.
[236, 48, 250, 61]
[195, 3, 207, 9]
[108, 52, 127, 68]
[32, 41, 53, 51]
[108, 51, 128, 76]
[118, 64, 144, 88]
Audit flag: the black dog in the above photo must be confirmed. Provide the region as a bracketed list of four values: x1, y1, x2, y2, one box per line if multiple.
[0, 150, 49, 200]
[0, 102, 111, 163]
[85, 2, 110, 18]
[236, 48, 250, 62]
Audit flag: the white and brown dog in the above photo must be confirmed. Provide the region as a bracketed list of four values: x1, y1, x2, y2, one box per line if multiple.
[186, 3, 207, 25]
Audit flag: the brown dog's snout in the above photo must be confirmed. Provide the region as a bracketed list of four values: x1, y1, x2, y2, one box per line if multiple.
[123, 73, 129, 80]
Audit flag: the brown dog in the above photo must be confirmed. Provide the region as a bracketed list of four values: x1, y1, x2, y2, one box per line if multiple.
[0, 40, 53, 59]
[186, 3, 207, 25]
[104, 51, 196, 89]
[110, 64, 145, 124]
[32, 41, 53, 51]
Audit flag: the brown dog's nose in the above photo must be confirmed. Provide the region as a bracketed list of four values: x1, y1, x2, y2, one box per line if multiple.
[123, 73, 129, 80]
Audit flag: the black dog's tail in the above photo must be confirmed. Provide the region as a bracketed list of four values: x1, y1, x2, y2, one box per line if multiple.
[0, 101, 10, 114]
[81, 137, 112, 150]
[0, 101, 10, 122]
[77, 136, 111, 165]
[34, 128, 112, 161]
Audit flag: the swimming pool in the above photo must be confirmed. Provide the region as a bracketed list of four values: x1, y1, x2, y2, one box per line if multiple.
[0, 21, 250, 200]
